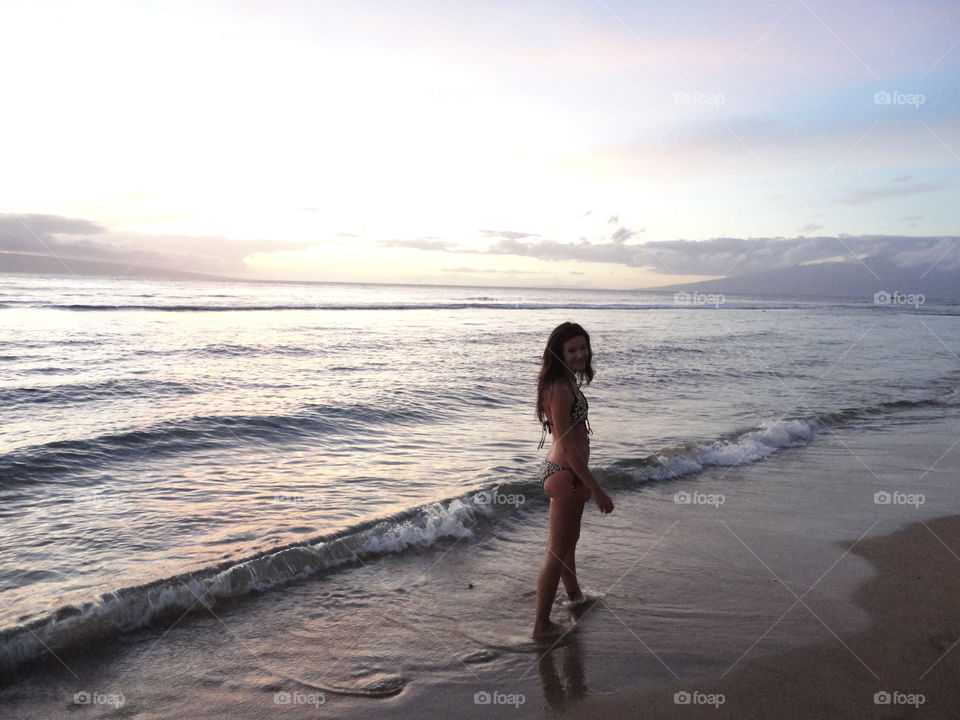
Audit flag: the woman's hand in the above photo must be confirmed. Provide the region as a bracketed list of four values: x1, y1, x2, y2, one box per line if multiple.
[593, 488, 614, 514]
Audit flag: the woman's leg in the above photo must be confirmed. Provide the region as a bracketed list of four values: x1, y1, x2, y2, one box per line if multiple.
[533, 472, 589, 636]
[560, 498, 585, 598]
[557, 475, 590, 598]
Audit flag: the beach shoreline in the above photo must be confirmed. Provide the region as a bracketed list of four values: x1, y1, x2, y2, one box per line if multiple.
[2, 277, 958, 720]
[531, 513, 960, 719]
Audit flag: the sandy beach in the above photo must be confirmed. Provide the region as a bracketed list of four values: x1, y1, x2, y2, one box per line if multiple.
[533, 513, 960, 719]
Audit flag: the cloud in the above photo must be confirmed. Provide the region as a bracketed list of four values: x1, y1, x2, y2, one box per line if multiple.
[0, 214, 106, 253]
[478, 236, 634, 265]
[798, 223, 823, 233]
[0, 213, 306, 275]
[440, 266, 537, 274]
[830, 180, 941, 206]
[887, 236, 960, 272]
[382, 230, 549, 253]
[7, 214, 957, 285]
[477, 229, 542, 240]
[379, 238, 462, 252]
[455, 232, 960, 276]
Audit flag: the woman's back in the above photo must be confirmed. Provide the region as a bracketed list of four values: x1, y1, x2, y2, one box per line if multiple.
[539, 375, 592, 453]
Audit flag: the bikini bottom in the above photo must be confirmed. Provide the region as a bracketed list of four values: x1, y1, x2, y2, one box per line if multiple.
[537, 458, 581, 490]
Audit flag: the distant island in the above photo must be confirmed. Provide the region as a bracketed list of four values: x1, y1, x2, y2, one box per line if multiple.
[0, 251, 242, 283]
[637, 255, 959, 303]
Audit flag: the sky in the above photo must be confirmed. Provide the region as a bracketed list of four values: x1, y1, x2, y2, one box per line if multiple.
[1, 0, 958, 288]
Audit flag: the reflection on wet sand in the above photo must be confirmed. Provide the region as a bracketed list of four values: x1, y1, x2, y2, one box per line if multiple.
[536, 601, 598, 712]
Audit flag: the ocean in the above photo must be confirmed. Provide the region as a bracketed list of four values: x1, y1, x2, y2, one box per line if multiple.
[1, 273, 959, 718]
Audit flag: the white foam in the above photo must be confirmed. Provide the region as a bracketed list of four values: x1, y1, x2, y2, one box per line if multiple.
[360, 497, 488, 554]
[938, 388, 960, 406]
[633, 418, 819, 482]
[0, 492, 497, 674]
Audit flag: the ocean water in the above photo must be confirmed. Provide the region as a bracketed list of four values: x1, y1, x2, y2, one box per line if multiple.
[1, 274, 959, 717]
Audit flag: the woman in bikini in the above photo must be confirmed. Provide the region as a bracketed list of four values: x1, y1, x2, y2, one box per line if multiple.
[533, 322, 614, 638]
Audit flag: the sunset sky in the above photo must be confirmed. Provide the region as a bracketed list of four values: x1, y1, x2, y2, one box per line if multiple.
[1, 0, 957, 288]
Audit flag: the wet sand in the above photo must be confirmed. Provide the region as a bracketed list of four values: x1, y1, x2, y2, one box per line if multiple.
[3, 414, 958, 719]
[532, 513, 960, 719]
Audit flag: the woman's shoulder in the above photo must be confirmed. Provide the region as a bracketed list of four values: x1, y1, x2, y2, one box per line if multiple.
[544, 375, 577, 399]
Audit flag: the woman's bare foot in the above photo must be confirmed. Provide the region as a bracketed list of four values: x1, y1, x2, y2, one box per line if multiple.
[531, 619, 564, 639]
[566, 590, 587, 607]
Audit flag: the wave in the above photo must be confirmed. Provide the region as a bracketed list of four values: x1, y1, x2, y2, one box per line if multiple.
[0, 491, 503, 676]
[0, 402, 439, 486]
[10, 301, 817, 312]
[127, 343, 317, 358]
[610, 386, 960, 483]
[2, 384, 957, 676]
[190, 343, 315, 357]
[0, 378, 200, 407]
[611, 419, 817, 482]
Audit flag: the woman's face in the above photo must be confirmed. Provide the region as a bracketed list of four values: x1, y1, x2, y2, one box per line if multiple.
[561, 335, 590, 373]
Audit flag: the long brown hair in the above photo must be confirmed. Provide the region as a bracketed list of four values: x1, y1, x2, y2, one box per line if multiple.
[535, 322, 594, 427]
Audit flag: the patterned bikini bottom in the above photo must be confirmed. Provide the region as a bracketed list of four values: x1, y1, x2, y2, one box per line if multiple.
[537, 458, 581, 490]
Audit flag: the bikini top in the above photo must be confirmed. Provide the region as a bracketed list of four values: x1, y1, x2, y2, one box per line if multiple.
[538, 377, 593, 449]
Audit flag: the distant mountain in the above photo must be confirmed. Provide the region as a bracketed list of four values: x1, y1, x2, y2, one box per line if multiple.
[639, 255, 960, 303]
[0, 251, 242, 283]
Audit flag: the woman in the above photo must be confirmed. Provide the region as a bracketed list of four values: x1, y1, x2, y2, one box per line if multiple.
[533, 322, 614, 638]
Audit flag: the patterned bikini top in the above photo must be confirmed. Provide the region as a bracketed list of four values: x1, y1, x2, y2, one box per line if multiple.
[538, 377, 593, 449]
